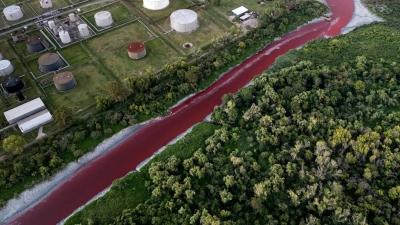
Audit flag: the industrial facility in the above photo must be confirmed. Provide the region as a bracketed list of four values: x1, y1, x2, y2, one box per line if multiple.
[94, 11, 113, 27]
[3, 5, 23, 21]
[2, 76, 25, 101]
[44, 13, 94, 46]
[25, 35, 48, 53]
[38, 52, 63, 72]
[0, 60, 14, 76]
[127, 42, 147, 59]
[53, 71, 77, 91]
[170, 9, 198, 33]
[3, 97, 53, 134]
[143, 0, 170, 10]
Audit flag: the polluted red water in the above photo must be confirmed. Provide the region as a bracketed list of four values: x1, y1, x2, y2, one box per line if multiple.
[6, 0, 354, 224]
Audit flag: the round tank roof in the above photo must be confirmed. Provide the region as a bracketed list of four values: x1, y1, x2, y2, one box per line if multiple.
[78, 23, 87, 28]
[94, 11, 111, 20]
[2, 76, 21, 88]
[25, 35, 43, 45]
[3, 5, 20, 14]
[53, 71, 74, 84]
[170, 9, 197, 25]
[127, 42, 145, 53]
[38, 53, 60, 66]
[0, 60, 11, 70]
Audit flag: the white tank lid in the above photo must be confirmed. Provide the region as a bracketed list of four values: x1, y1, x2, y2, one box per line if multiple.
[78, 24, 87, 28]
[171, 9, 197, 25]
[0, 60, 11, 70]
[3, 5, 21, 14]
[95, 11, 111, 20]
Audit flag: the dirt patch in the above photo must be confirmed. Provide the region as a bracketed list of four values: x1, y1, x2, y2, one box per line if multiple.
[240, 18, 259, 33]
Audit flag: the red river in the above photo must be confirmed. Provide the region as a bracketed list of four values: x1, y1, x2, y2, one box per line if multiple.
[6, 0, 354, 224]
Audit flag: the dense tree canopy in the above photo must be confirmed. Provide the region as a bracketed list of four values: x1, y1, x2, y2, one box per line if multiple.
[111, 58, 400, 224]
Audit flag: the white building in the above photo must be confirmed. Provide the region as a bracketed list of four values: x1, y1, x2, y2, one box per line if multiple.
[232, 6, 248, 17]
[4, 97, 53, 134]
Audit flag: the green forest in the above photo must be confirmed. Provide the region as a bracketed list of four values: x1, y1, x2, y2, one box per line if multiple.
[68, 21, 400, 225]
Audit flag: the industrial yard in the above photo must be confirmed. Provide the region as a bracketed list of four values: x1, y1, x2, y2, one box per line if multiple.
[0, 0, 263, 141]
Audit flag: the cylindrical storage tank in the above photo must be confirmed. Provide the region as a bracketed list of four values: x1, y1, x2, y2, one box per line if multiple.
[170, 9, 198, 33]
[0, 60, 14, 76]
[38, 53, 62, 72]
[2, 76, 24, 93]
[143, 0, 169, 10]
[53, 71, 77, 91]
[69, 13, 77, 22]
[48, 20, 56, 29]
[3, 5, 23, 21]
[25, 35, 46, 52]
[40, 0, 52, 9]
[78, 24, 90, 37]
[59, 31, 71, 44]
[94, 11, 113, 27]
[127, 42, 146, 60]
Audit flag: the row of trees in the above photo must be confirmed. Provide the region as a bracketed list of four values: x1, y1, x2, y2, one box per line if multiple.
[111, 57, 400, 224]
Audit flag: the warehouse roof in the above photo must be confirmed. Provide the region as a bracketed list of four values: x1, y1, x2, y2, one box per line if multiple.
[232, 6, 248, 16]
[17, 109, 53, 134]
[4, 97, 45, 123]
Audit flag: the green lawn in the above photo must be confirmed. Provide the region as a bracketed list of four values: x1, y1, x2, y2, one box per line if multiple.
[165, 10, 230, 53]
[82, 2, 134, 27]
[44, 62, 116, 112]
[104, 38, 180, 80]
[0, 40, 18, 60]
[86, 22, 152, 56]
[127, 0, 193, 21]
[57, 42, 90, 66]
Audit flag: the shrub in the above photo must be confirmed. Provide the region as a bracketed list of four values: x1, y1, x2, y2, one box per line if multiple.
[90, 131, 102, 139]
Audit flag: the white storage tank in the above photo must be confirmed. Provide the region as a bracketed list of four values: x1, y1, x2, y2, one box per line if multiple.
[0, 60, 14, 76]
[94, 11, 113, 27]
[78, 24, 90, 37]
[170, 9, 198, 33]
[3, 5, 23, 21]
[143, 0, 169, 10]
[69, 13, 77, 22]
[59, 31, 71, 44]
[48, 20, 56, 29]
[40, 0, 52, 9]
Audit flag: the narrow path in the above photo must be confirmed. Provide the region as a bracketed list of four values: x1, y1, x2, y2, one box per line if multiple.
[4, 0, 354, 224]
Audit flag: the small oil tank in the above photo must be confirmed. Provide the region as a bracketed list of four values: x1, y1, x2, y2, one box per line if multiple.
[2, 76, 25, 101]
[78, 24, 90, 37]
[0, 60, 14, 76]
[127, 42, 146, 59]
[3, 5, 23, 21]
[94, 11, 113, 27]
[25, 35, 47, 52]
[59, 31, 71, 44]
[53, 71, 77, 91]
[48, 20, 56, 29]
[69, 13, 77, 22]
[40, 0, 52, 9]
[38, 53, 62, 72]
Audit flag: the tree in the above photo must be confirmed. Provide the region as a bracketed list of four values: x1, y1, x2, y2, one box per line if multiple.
[95, 96, 112, 110]
[103, 81, 127, 102]
[53, 106, 74, 128]
[3, 135, 25, 154]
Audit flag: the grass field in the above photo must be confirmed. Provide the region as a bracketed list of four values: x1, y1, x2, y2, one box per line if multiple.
[164, 10, 230, 53]
[45, 62, 115, 112]
[127, 0, 193, 21]
[82, 2, 134, 27]
[86, 22, 152, 56]
[104, 38, 180, 79]
[57, 42, 90, 66]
